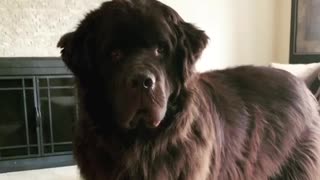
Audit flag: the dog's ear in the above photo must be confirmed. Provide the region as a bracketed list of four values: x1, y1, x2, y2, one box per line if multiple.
[57, 32, 73, 49]
[180, 22, 208, 61]
[57, 30, 93, 82]
[156, 1, 208, 77]
[177, 22, 209, 81]
[57, 32, 76, 72]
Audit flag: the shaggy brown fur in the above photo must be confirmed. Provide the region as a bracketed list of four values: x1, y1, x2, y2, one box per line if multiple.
[58, 0, 320, 179]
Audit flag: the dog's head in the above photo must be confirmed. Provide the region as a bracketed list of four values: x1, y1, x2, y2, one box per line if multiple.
[58, 0, 208, 131]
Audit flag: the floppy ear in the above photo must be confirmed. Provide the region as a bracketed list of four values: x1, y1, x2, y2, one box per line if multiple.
[57, 30, 93, 82]
[57, 32, 76, 72]
[155, 1, 208, 80]
[178, 22, 209, 81]
[181, 22, 208, 60]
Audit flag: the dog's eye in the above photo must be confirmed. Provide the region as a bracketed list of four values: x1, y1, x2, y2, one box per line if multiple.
[155, 43, 167, 56]
[111, 49, 122, 62]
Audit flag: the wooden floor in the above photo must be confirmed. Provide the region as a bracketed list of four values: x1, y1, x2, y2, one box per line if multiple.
[0, 166, 81, 180]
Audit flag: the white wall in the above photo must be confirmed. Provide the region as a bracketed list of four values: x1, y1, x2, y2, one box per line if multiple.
[168, 0, 291, 71]
[0, 0, 291, 71]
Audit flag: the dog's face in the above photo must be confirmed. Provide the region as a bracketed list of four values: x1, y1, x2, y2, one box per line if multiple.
[58, 0, 208, 131]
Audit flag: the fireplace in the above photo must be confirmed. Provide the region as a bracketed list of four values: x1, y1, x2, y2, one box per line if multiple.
[0, 58, 77, 172]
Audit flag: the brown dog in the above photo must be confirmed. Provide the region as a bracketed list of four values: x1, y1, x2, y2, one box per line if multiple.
[58, 0, 320, 179]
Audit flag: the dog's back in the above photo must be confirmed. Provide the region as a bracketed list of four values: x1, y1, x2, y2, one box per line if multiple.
[197, 66, 320, 179]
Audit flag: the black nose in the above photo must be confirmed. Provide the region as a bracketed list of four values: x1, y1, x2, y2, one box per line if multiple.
[143, 77, 154, 89]
[130, 72, 155, 89]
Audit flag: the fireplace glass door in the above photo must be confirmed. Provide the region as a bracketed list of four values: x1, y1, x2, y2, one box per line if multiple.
[0, 76, 76, 161]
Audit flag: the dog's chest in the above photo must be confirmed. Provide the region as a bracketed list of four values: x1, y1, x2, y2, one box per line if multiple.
[118, 142, 214, 180]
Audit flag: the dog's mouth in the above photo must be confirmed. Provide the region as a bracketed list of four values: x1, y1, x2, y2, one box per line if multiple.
[113, 64, 170, 131]
[129, 109, 162, 129]
[114, 86, 168, 130]
[115, 89, 168, 130]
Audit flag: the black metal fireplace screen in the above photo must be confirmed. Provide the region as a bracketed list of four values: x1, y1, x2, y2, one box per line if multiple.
[0, 75, 77, 163]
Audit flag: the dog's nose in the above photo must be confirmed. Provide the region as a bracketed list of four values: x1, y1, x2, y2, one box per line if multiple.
[142, 77, 154, 89]
[130, 72, 155, 89]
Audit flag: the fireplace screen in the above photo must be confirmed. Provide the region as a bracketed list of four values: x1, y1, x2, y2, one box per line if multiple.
[0, 76, 76, 161]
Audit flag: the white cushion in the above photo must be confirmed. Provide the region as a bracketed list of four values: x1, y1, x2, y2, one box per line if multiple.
[270, 62, 320, 86]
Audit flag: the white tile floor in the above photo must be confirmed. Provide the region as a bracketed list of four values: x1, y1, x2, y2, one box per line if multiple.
[0, 166, 81, 180]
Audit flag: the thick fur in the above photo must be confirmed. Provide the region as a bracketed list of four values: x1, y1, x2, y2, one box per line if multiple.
[58, 0, 320, 179]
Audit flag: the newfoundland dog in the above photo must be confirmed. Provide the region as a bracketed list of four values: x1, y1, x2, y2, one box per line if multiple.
[58, 0, 320, 179]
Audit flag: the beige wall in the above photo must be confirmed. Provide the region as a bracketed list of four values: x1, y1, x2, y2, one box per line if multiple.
[188, 0, 291, 71]
[0, 0, 291, 71]
[0, 0, 106, 57]
[274, 0, 292, 64]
